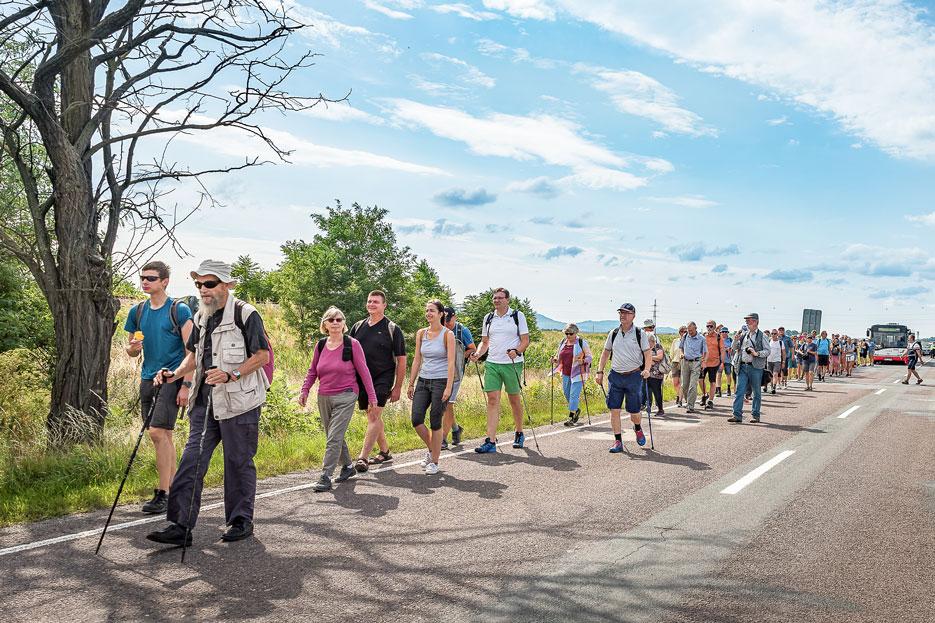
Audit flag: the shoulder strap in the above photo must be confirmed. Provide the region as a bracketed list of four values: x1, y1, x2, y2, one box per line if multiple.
[611, 327, 620, 344]
[511, 310, 520, 336]
[578, 337, 584, 349]
[342, 335, 354, 362]
[484, 312, 493, 330]
[134, 301, 145, 327]
[349, 319, 364, 338]
[387, 320, 398, 343]
[635, 326, 642, 345]
[168, 299, 180, 333]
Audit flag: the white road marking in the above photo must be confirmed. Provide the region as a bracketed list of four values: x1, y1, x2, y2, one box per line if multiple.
[720, 450, 796, 495]
[892, 379, 903, 384]
[837, 405, 862, 419]
[874, 388, 887, 395]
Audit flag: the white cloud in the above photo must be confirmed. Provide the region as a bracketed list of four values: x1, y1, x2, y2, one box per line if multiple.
[432, 3, 501, 21]
[276, 2, 401, 57]
[421, 52, 496, 88]
[475, 38, 557, 69]
[301, 102, 385, 125]
[506, 176, 560, 199]
[647, 195, 718, 209]
[385, 99, 670, 191]
[906, 211, 935, 226]
[575, 64, 716, 137]
[767, 116, 790, 126]
[482, 0, 556, 20]
[407, 74, 468, 98]
[363, 1, 415, 20]
[548, 0, 935, 159]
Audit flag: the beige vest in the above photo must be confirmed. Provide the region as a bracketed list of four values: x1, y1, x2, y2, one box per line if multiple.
[192, 295, 269, 420]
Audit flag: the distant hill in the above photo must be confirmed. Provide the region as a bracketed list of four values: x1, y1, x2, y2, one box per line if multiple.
[536, 313, 676, 334]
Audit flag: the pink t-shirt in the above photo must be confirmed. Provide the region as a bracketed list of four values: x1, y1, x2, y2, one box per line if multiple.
[300, 338, 376, 404]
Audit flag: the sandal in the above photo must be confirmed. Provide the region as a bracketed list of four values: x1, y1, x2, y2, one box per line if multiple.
[367, 450, 393, 465]
[354, 458, 369, 473]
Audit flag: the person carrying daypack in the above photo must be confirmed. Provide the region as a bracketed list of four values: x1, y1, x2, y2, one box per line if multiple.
[125, 260, 194, 516]
[147, 259, 272, 547]
[550, 323, 593, 426]
[728, 313, 771, 424]
[441, 307, 476, 449]
[903, 333, 924, 385]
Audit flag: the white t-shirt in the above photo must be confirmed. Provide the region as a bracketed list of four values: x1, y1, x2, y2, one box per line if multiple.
[767, 339, 783, 363]
[603, 325, 651, 373]
[482, 308, 529, 364]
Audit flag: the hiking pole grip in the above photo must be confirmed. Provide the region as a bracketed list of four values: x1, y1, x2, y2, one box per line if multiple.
[96, 381, 163, 555]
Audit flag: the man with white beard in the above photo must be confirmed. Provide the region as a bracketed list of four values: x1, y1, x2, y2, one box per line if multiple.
[147, 259, 271, 546]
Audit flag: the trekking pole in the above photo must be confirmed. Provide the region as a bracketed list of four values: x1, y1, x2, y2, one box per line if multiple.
[509, 358, 540, 453]
[182, 366, 216, 563]
[581, 363, 592, 426]
[95, 381, 163, 555]
[645, 382, 655, 450]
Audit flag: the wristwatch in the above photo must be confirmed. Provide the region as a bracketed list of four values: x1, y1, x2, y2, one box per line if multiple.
[231, 369, 242, 381]
[182, 380, 193, 389]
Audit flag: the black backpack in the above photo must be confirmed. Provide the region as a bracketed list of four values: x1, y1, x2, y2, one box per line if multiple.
[477, 310, 521, 363]
[315, 335, 355, 365]
[134, 297, 196, 336]
[610, 325, 646, 371]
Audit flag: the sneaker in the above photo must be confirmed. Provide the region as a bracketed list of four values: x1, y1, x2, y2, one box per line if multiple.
[635, 429, 646, 446]
[751, 416, 761, 423]
[707, 399, 714, 408]
[715, 388, 722, 398]
[770, 388, 776, 395]
[425, 462, 439, 475]
[441, 438, 449, 451]
[917, 379, 924, 385]
[513, 431, 525, 449]
[901, 380, 909, 385]
[221, 517, 254, 542]
[704, 402, 713, 411]
[146, 523, 192, 546]
[420, 451, 432, 467]
[451, 425, 462, 446]
[609, 440, 624, 453]
[354, 458, 369, 473]
[571, 409, 580, 425]
[686, 407, 696, 414]
[701, 394, 708, 406]
[726, 388, 732, 396]
[141, 489, 167, 514]
[727, 416, 742, 423]
[564, 413, 575, 427]
[313, 475, 332, 492]
[475, 438, 497, 453]
[335, 465, 355, 482]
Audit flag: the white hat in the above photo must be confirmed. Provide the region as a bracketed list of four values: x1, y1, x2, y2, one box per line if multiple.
[190, 259, 235, 283]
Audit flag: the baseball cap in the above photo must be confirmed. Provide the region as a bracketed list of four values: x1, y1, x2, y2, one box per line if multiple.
[191, 259, 234, 283]
[720, 327, 729, 333]
[743, 312, 759, 320]
[443, 306, 457, 316]
[617, 303, 636, 313]
[642, 318, 655, 328]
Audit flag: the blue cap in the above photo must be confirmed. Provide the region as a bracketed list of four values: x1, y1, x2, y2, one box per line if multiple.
[617, 303, 636, 313]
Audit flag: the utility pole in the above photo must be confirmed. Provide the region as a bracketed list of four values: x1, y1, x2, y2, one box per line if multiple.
[652, 299, 657, 326]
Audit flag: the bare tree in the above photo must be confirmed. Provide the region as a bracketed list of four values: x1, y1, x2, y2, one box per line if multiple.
[0, 1, 332, 442]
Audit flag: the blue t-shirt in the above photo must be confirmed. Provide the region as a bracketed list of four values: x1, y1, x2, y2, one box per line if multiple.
[782, 336, 794, 359]
[457, 324, 474, 347]
[124, 300, 193, 380]
[816, 338, 831, 356]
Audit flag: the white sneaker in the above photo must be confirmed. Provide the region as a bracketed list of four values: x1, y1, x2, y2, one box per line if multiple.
[425, 462, 439, 475]
[420, 451, 431, 467]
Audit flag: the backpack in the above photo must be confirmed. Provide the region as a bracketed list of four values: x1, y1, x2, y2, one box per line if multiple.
[610, 325, 646, 371]
[349, 318, 401, 354]
[477, 310, 521, 363]
[315, 335, 354, 364]
[134, 297, 194, 336]
[234, 300, 275, 384]
[451, 322, 467, 382]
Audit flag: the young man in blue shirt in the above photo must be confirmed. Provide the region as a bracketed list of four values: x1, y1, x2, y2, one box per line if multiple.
[124, 261, 193, 514]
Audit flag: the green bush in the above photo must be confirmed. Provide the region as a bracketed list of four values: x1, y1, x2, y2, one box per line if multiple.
[0, 348, 50, 450]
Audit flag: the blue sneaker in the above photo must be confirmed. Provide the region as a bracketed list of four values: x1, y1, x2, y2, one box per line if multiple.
[635, 429, 646, 446]
[609, 440, 623, 453]
[474, 438, 497, 453]
[512, 431, 525, 449]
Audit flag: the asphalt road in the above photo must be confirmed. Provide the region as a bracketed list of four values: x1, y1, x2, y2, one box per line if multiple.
[1, 363, 932, 623]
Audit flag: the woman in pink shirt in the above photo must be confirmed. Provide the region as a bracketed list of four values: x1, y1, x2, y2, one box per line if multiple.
[299, 306, 377, 492]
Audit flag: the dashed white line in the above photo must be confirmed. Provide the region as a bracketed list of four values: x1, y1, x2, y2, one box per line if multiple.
[892, 379, 903, 384]
[837, 405, 862, 419]
[720, 450, 796, 495]
[874, 388, 887, 395]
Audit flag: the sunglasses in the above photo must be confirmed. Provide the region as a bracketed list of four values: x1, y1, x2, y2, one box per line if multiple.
[564, 331, 575, 335]
[140, 275, 161, 282]
[194, 280, 221, 289]
[327, 317, 345, 323]
[706, 324, 715, 328]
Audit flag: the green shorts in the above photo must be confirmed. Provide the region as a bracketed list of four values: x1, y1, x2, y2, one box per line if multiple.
[483, 361, 524, 395]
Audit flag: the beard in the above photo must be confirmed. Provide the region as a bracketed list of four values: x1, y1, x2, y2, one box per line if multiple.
[201, 294, 221, 315]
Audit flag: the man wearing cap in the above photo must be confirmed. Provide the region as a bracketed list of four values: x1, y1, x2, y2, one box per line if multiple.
[147, 259, 271, 546]
[678, 321, 706, 413]
[728, 313, 770, 423]
[441, 307, 475, 449]
[718, 326, 734, 396]
[640, 319, 660, 412]
[596, 303, 652, 452]
[778, 327, 793, 389]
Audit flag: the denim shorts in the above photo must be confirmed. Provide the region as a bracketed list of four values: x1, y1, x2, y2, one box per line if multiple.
[606, 369, 643, 414]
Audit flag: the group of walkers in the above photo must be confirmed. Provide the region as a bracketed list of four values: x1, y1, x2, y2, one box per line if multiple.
[125, 258, 925, 549]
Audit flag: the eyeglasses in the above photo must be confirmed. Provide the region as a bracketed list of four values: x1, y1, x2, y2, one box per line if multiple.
[327, 317, 345, 323]
[706, 324, 715, 328]
[564, 332, 575, 335]
[194, 280, 221, 290]
[140, 275, 161, 282]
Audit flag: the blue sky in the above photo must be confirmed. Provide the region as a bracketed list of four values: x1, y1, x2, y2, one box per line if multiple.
[156, 0, 935, 336]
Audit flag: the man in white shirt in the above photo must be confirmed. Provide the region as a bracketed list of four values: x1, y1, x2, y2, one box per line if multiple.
[902, 333, 924, 385]
[470, 288, 530, 453]
[766, 329, 785, 395]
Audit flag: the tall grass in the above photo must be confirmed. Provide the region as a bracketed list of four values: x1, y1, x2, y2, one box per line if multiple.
[0, 307, 682, 526]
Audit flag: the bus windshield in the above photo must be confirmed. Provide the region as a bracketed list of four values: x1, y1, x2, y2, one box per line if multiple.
[870, 326, 908, 349]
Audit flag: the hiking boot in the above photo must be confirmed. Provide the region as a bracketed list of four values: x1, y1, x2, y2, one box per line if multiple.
[635, 429, 646, 446]
[564, 413, 575, 427]
[313, 475, 332, 492]
[451, 425, 462, 446]
[704, 402, 713, 411]
[475, 438, 497, 453]
[701, 394, 708, 406]
[686, 407, 696, 414]
[715, 388, 722, 398]
[751, 416, 761, 423]
[571, 409, 580, 425]
[513, 431, 525, 449]
[901, 380, 909, 385]
[441, 438, 449, 451]
[221, 518, 254, 542]
[609, 440, 624, 453]
[917, 379, 924, 385]
[726, 388, 732, 396]
[727, 416, 742, 423]
[335, 464, 355, 483]
[146, 523, 192, 546]
[771, 388, 776, 395]
[707, 399, 714, 408]
[141, 489, 167, 514]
